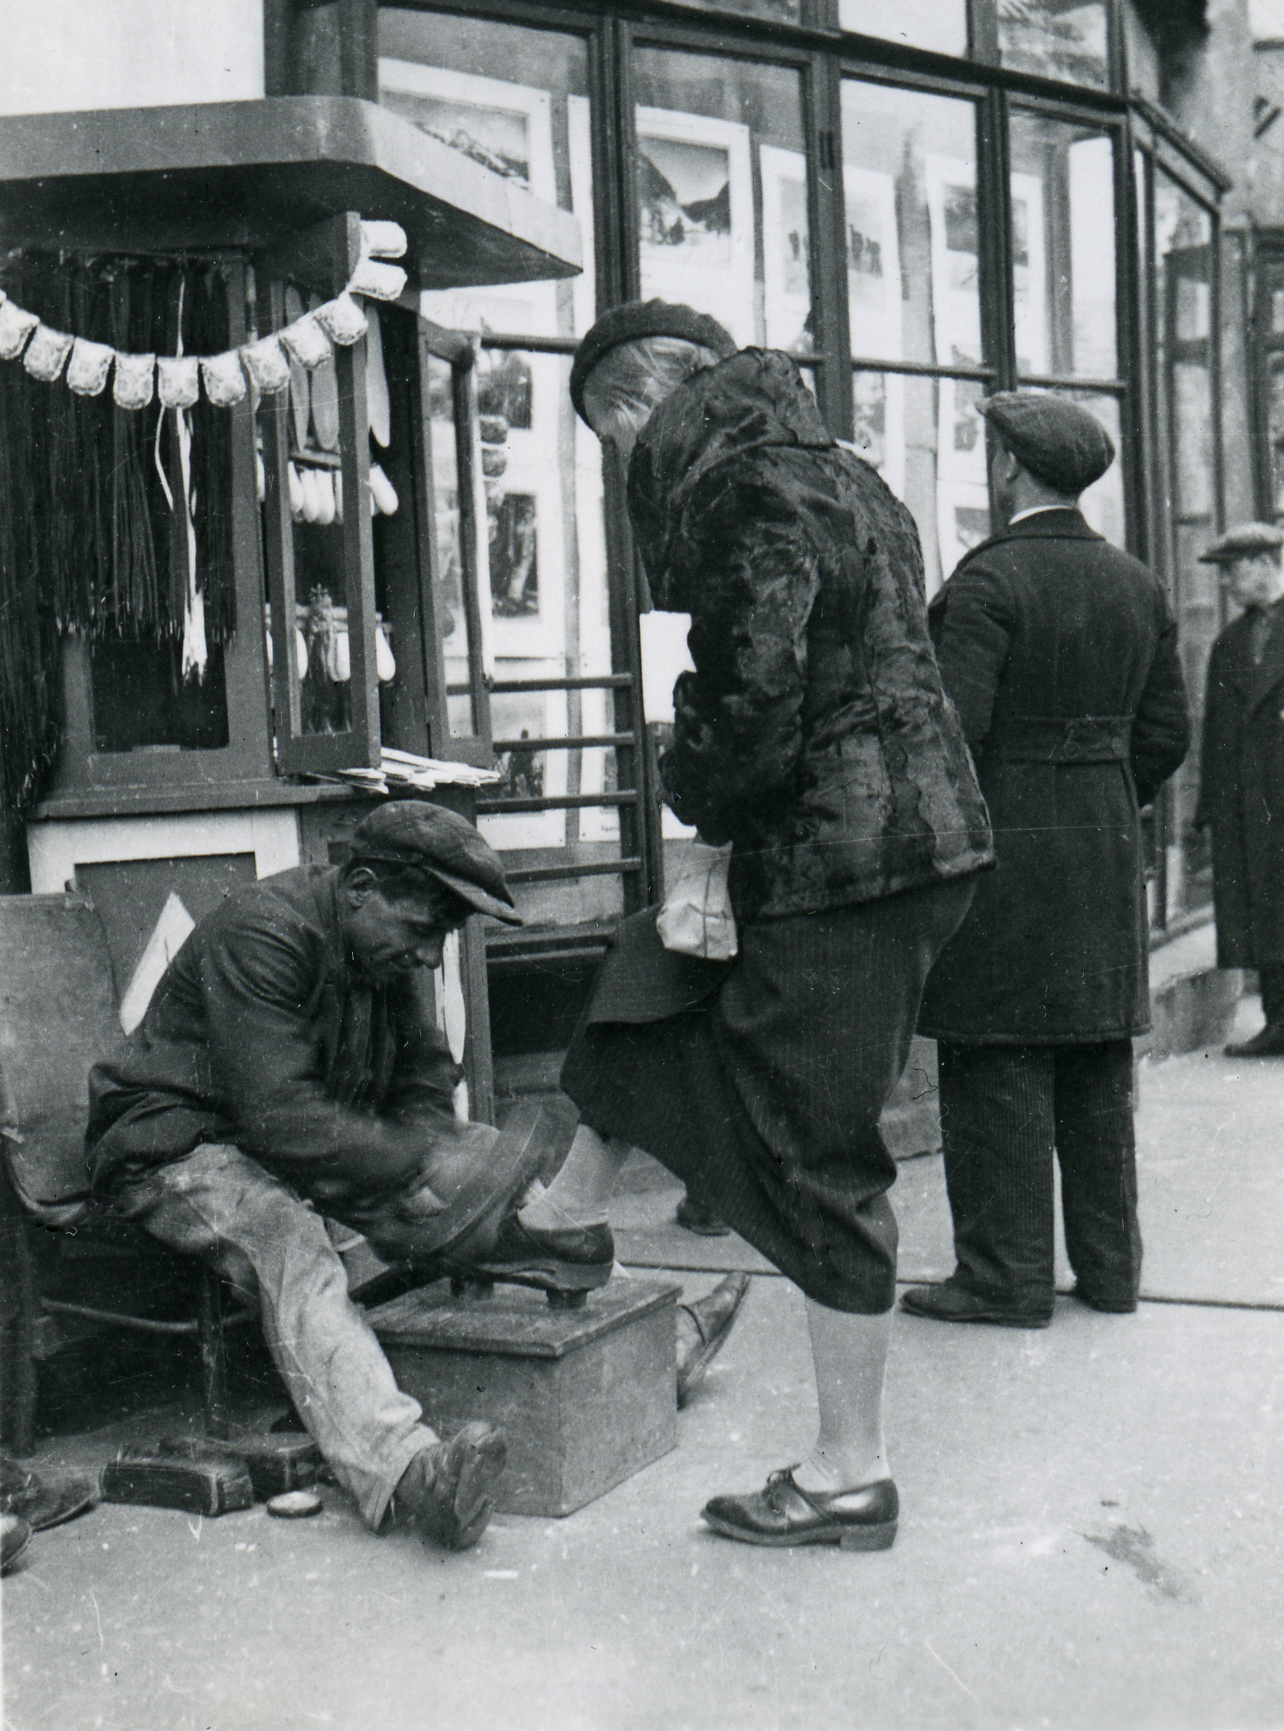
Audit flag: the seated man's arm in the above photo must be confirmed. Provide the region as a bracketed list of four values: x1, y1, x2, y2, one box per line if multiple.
[382, 970, 465, 1121]
[199, 911, 428, 1199]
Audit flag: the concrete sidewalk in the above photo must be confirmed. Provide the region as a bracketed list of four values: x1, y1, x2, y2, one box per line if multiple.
[4, 1002, 1283, 1731]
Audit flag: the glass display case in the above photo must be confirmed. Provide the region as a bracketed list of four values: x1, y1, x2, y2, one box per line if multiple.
[261, 214, 495, 776]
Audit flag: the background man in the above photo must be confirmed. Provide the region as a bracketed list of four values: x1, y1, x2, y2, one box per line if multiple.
[1192, 522, 1284, 1056]
[905, 392, 1190, 1328]
[87, 801, 538, 1552]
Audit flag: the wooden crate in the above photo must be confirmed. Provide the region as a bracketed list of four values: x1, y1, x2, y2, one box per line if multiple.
[369, 1277, 679, 1517]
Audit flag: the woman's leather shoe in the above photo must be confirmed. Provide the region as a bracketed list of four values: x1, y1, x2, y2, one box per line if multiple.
[456, 1212, 614, 1294]
[702, 1469, 898, 1550]
[1, 1458, 98, 1530]
[900, 1279, 1051, 1328]
[676, 1273, 750, 1407]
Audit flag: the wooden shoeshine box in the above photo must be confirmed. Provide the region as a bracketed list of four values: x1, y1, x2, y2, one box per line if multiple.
[368, 1277, 680, 1517]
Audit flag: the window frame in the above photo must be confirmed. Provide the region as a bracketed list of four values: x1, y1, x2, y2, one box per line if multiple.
[370, 0, 1227, 937]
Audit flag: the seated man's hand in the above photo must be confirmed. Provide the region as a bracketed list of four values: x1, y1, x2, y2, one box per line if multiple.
[391, 1178, 448, 1222]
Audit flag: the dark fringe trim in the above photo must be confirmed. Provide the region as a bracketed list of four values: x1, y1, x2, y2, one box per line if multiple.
[0, 252, 238, 812]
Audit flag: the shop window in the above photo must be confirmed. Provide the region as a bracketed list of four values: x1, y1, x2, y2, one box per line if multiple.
[839, 0, 968, 57]
[378, 13, 647, 926]
[1010, 112, 1118, 384]
[841, 79, 988, 590]
[1257, 255, 1284, 518]
[1153, 170, 1217, 919]
[631, 48, 812, 354]
[997, 0, 1110, 89]
[90, 640, 230, 754]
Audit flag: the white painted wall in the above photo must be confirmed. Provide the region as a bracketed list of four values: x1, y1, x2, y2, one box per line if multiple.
[0, 0, 264, 117]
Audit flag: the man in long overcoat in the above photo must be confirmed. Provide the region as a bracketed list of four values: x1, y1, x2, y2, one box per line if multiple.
[1192, 523, 1284, 1056]
[904, 393, 1190, 1327]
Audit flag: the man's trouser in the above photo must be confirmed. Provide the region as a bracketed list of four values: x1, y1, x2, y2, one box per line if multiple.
[935, 1040, 1141, 1313]
[1258, 961, 1284, 1026]
[112, 1141, 515, 1531]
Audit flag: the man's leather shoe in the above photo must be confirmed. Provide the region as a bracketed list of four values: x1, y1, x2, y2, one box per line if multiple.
[1225, 1023, 1284, 1058]
[900, 1279, 1051, 1328]
[676, 1273, 750, 1407]
[1, 1458, 98, 1531]
[394, 1422, 507, 1551]
[675, 1194, 731, 1237]
[702, 1469, 897, 1550]
[1072, 1285, 1137, 1314]
[458, 1212, 614, 1294]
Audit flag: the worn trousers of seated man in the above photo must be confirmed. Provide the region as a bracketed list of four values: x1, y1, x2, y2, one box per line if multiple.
[111, 1142, 460, 1532]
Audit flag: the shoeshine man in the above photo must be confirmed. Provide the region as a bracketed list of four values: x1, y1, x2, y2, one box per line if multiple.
[84, 802, 742, 1552]
[505, 300, 992, 1549]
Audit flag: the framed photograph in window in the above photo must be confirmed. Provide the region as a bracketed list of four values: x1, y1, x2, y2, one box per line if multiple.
[936, 479, 993, 584]
[1011, 170, 1048, 378]
[379, 58, 560, 339]
[484, 453, 565, 660]
[760, 144, 813, 354]
[847, 373, 906, 500]
[481, 683, 567, 851]
[926, 156, 983, 371]
[378, 58, 555, 197]
[936, 373, 989, 490]
[844, 166, 902, 363]
[635, 106, 755, 347]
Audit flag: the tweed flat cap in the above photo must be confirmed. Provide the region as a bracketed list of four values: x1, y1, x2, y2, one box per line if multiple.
[570, 299, 736, 423]
[350, 801, 522, 925]
[979, 391, 1115, 492]
[1197, 522, 1284, 564]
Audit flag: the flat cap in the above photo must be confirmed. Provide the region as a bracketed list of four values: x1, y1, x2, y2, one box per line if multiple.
[1197, 521, 1284, 564]
[570, 299, 736, 424]
[350, 801, 522, 925]
[979, 391, 1115, 493]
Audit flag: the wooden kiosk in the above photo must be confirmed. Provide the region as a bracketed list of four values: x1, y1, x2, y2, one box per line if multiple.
[0, 93, 587, 1118]
[0, 97, 678, 1503]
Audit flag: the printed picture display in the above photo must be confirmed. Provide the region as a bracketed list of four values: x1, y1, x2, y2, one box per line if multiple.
[926, 157, 987, 581]
[844, 166, 905, 496]
[380, 58, 570, 668]
[635, 106, 755, 347]
[759, 144, 814, 353]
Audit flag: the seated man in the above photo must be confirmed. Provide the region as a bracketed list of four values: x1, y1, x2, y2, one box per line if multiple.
[86, 801, 540, 1552]
[86, 800, 746, 1551]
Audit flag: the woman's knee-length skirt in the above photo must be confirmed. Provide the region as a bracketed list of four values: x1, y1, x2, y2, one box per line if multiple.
[560, 878, 973, 1313]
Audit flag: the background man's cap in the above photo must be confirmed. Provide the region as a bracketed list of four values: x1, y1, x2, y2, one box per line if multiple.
[569, 299, 736, 424]
[978, 391, 1115, 492]
[1197, 522, 1284, 564]
[350, 802, 522, 925]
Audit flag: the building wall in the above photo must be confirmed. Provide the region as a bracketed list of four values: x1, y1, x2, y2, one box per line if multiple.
[0, 0, 264, 116]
